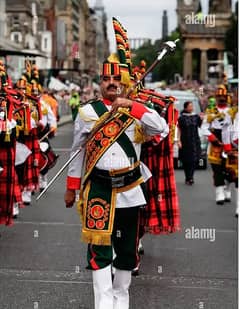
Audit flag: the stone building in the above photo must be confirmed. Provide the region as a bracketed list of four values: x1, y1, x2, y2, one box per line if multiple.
[4, 0, 51, 81]
[177, 0, 232, 83]
[92, 0, 109, 71]
[85, 8, 97, 77]
[2, 0, 109, 84]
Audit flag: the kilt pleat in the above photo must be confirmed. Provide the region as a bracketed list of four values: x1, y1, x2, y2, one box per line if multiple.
[140, 106, 181, 234]
[0, 134, 16, 225]
[22, 128, 40, 190]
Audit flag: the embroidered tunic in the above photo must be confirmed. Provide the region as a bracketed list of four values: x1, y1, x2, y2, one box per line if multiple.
[67, 99, 168, 209]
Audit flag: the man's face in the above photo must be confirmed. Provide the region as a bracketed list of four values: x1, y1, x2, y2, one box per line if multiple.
[217, 95, 227, 105]
[100, 75, 122, 101]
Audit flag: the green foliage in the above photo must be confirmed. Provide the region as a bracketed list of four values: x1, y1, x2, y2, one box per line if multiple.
[132, 29, 183, 83]
[224, 13, 238, 77]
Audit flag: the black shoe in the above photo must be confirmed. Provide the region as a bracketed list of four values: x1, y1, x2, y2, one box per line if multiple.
[132, 269, 139, 276]
[225, 198, 231, 203]
[132, 262, 140, 276]
[216, 200, 224, 205]
[138, 247, 144, 255]
[23, 202, 31, 206]
[185, 180, 193, 185]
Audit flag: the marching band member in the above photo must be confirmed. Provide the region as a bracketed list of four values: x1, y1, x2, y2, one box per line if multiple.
[0, 61, 18, 225]
[201, 84, 235, 205]
[38, 93, 58, 191]
[64, 57, 168, 309]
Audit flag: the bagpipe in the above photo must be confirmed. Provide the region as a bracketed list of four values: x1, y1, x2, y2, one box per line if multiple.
[132, 88, 178, 144]
[0, 82, 58, 176]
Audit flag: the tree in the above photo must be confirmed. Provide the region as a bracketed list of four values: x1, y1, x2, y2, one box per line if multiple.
[224, 5, 238, 77]
[132, 29, 183, 83]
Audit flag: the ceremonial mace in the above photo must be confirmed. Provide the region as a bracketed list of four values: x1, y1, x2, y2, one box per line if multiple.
[36, 39, 179, 201]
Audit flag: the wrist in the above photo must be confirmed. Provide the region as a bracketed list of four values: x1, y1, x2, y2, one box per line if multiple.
[127, 99, 133, 109]
[67, 188, 75, 192]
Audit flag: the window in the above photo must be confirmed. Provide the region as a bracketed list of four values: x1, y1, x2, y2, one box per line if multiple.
[12, 16, 20, 27]
[57, 0, 67, 10]
[32, 2, 37, 16]
[10, 32, 22, 43]
[44, 37, 48, 49]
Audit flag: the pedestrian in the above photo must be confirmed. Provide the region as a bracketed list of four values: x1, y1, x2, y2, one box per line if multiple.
[64, 58, 168, 309]
[81, 86, 94, 103]
[41, 89, 59, 124]
[177, 101, 203, 185]
[69, 89, 81, 121]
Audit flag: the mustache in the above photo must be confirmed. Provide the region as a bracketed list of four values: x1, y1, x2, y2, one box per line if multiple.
[107, 84, 117, 91]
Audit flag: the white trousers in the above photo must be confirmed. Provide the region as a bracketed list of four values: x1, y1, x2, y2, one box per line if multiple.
[92, 265, 132, 309]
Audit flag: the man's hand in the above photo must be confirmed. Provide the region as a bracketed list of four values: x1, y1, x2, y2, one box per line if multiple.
[211, 139, 223, 147]
[111, 97, 133, 113]
[64, 189, 76, 208]
[199, 112, 205, 120]
[177, 140, 182, 149]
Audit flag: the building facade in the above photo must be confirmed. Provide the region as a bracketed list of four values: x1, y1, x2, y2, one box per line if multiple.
[177, 0, 232, 84]
[1, 0, 109, 84]
[4, 0, 51, 81]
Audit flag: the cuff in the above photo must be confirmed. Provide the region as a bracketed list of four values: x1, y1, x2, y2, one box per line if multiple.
[208, 134, 216, 142]
[152, 134, 162, 145]
[130, 102, 150, 119]
[223, 144, 232, 152]
[233, 139, 238, 145]
[67, 176, 81, 190]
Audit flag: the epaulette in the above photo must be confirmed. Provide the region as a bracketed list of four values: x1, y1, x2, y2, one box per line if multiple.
[228, 106, 238, 120]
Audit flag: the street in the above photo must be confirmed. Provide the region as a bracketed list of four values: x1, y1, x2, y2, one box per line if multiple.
[0, 122, 237, 309]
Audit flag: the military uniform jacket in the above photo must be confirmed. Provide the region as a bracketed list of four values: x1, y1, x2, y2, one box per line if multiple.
[67, 98, 169, 208]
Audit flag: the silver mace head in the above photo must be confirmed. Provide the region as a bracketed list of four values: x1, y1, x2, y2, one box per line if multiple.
[157, 38, 180, 60]
[163, 39, 179, 51]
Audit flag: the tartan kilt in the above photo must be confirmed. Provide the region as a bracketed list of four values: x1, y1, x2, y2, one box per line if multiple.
[22, 128, 40, 191]
[0, 133, 16, 226]
[14, 170, 24, 208]
[140, 105, 181, 235]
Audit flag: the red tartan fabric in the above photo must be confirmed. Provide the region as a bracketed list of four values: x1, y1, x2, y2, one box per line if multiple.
[23, 128, 40, 191]
[14, 171, 24, 208]
[0, 135, 16, 226]
[140, 105, 181, 234]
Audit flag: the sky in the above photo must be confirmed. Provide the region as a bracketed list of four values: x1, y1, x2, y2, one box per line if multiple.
[87, 0, 178, 51]
[87, 0, 237, 52]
